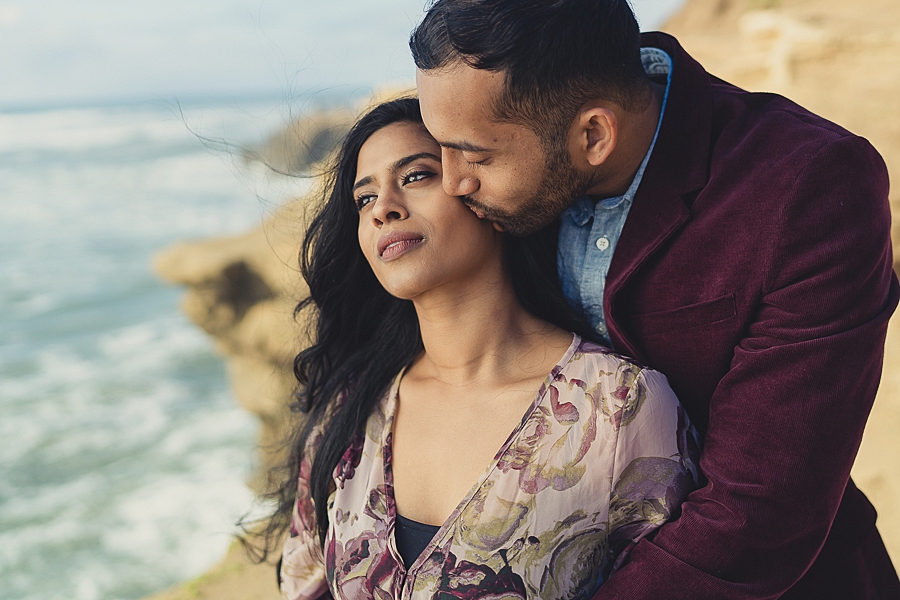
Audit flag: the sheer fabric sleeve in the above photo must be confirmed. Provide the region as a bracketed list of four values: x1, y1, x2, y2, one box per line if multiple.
[607, 367, 701, 574]
[280, 430, 332, 600]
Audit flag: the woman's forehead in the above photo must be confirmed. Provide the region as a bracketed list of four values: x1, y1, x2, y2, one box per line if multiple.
[356, 123, 439, 176]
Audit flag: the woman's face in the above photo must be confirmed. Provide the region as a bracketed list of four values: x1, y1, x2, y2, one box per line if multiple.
[354, 121, 504, 300]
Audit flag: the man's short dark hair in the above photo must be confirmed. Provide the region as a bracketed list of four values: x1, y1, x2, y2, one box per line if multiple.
[410, 0, 649, 149]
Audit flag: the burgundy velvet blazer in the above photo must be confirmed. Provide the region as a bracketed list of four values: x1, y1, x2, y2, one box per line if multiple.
[590, 33, 900, 599]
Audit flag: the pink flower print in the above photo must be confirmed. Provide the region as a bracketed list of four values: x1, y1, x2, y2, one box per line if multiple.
[496, 409, 550, 474]
[363, 484, 395, 522]
[330, 528, 400, 600]
[335, 432, 364, 489]
[433, 550, 527, 600]
[549, 385, 580, 424]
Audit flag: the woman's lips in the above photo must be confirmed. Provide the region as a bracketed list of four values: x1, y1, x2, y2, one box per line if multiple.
[381, 238, 424, 260]
[377, 231, 425, 261]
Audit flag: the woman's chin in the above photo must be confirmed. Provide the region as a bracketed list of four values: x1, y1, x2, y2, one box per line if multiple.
[377, 277, 429, 302]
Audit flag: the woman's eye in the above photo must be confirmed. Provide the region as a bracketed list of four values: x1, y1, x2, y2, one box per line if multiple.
[402, 170, 435, 185]
[355, 194, 376, 211]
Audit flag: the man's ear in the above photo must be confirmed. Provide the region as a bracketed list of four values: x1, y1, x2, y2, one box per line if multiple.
[574, 106, 618, 167]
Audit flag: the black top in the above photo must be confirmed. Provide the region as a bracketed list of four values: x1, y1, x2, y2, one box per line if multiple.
[394, 513, 441, 570]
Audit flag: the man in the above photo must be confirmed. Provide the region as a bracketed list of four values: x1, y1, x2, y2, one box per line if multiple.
[411, 0, 900, 598]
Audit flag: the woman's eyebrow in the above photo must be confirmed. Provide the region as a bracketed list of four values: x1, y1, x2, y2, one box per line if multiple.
[353, 152, 440, 192]
[393, 152, 441, 171]
[352, 176, 373, 192]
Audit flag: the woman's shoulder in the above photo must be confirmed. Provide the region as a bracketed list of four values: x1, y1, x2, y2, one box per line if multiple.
[565, 337, 655, 378]
[556, 337, 696, 463]
[557, 336, 677, 408]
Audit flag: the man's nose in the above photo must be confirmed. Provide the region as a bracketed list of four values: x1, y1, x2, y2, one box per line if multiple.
[441, 150, 479, 197]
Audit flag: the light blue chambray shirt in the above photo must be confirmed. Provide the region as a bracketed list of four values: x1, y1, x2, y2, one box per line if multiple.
[557, 48, 673, 346]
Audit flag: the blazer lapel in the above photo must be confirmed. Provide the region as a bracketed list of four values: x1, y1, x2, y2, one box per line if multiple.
[606, 32, 714, 359]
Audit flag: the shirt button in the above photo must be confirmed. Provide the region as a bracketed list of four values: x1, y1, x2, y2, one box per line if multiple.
[595, 236, 610, 251]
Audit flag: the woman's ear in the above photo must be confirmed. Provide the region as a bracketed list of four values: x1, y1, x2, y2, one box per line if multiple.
[574, 106, 618, 168]
[492, 221, 505, 232]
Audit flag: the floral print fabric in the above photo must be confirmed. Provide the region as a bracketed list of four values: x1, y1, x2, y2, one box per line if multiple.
[281, 335, 700, 600]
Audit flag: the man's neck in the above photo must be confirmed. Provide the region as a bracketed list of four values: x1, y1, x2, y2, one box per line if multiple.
[586, 80, 666, 199]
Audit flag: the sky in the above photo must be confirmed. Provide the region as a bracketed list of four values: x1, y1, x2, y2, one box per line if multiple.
[0, 0, 686, 109]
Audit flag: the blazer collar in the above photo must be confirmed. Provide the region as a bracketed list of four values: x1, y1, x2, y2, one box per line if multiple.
[606, 32, 714, 358]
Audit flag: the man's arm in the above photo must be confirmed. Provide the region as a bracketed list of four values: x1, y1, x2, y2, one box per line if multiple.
[594, 135, 898, 599]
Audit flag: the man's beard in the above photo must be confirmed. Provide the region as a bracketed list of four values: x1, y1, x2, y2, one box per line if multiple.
[463, 143, 598, 236]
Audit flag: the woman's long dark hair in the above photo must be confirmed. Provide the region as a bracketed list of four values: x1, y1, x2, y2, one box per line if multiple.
[262, 97, 596, 551]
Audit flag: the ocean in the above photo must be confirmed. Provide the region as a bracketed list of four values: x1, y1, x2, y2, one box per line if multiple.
[0, 96, 313, 600]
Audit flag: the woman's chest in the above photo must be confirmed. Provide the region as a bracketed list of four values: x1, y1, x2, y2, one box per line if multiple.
[390, 382, 540, 525]
[323, 380, 625, 600]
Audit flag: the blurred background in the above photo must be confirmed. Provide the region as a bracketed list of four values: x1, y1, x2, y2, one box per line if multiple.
[0, 2, 686, 600]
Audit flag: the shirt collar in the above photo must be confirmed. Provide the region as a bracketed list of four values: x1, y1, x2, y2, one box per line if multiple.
[567, 196, 595, 226]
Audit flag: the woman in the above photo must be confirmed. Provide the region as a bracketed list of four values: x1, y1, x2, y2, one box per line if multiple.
[275, 97, 700, 599]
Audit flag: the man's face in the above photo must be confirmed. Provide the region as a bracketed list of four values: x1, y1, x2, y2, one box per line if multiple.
[417, 63, 595, 236]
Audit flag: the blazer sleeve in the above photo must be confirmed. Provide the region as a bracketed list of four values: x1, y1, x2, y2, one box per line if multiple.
[280, 432, 332, 600]
[593, 135, 898, 599]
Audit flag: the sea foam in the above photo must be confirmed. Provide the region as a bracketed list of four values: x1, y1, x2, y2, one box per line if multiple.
[0, 98, 297, 600]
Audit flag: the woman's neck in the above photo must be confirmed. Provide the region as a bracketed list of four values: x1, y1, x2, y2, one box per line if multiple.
[409, 272, 570, 388]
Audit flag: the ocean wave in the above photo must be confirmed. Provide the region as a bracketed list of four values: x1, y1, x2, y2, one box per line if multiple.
[0, 97, 283, 599]
[0, 101, 283, 155]
[0, 315, 259, 600]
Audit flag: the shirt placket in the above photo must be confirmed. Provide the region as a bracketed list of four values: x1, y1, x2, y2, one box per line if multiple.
[579, 199, 627, 342]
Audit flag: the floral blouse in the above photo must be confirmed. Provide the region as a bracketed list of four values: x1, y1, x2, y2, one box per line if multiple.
[281, 335, 701, 600]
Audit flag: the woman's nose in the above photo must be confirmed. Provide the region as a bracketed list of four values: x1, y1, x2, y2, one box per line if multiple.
[371, 189, 408, 225]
